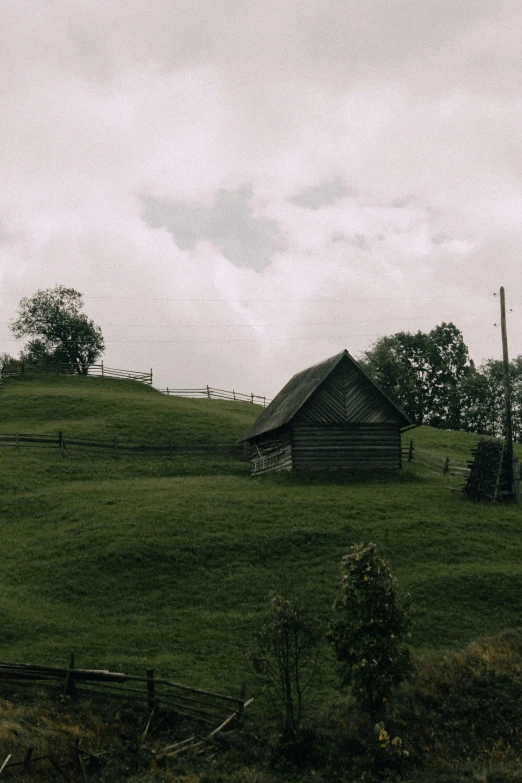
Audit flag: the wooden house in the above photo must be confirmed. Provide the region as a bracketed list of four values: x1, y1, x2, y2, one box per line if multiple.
[239, 350, 413, 475]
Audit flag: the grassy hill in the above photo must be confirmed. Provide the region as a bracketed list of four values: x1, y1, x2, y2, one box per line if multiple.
[1, 373, 522, 700]
[0, 373, 258, 443]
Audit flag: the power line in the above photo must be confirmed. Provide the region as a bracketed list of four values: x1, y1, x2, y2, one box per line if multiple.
[0, 312, 496, 329]
[0, 292, 494, 303]
[0, 326, 499, 345]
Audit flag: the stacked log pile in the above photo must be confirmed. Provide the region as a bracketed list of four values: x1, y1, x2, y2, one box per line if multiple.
[463, 440, 511, 502]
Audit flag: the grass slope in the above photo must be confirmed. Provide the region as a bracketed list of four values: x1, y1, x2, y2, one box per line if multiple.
[0, 374, 258, 443]
[1, 375, 521, 699]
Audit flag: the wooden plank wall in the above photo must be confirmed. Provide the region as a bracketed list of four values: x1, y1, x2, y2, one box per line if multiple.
[294, 360, 404, 426]
[249, 429, 293, 475]
[292, 424, 402, 470]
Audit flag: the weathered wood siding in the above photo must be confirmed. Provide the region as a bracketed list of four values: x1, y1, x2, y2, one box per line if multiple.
[249, 428, 292, 475]
[244, 352, 411, 474]
[291, 424, 402, 470]
[294, 361, 405, 426]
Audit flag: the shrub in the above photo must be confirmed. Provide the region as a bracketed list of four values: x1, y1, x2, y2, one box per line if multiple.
[328, 542, 412, 718]
[250, 592, 321, 741]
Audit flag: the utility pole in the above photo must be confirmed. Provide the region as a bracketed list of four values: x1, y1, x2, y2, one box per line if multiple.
[500, 286, 514, 492]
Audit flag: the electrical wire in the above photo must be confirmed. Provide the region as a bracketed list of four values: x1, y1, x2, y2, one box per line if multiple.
[0, 312, 496, 329]
[0, 326, 500, 345]
[0, 292, 495, 302]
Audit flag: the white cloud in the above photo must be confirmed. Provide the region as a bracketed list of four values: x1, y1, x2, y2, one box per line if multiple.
[0, 0, 521, 395]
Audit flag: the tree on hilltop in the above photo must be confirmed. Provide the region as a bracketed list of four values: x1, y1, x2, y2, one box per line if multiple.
[10, 285, 104, 375]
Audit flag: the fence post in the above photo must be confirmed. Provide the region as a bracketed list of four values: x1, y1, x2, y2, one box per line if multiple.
[150, 369, 153, 385]
[206, 385, 211, 400]
[233, 389, 236, 401]
[251, 393, 254, 403]
[167, 387, 169, 396]
[408, 439, 414, 462]
[101, 360, 104, 378]
[146, 668, 155, 708]
[237, 682, 246, 725]
[24, 747, 33, 773]
[513, 459, 521, 503]
[63, 652, 75, 697]
[443, 457, 450, 475]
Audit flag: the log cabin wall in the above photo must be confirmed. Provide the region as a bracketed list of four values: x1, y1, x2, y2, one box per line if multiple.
[240, 350, 413, 474]
[291, 424, 402, 471]
[249, 428, 292, 475]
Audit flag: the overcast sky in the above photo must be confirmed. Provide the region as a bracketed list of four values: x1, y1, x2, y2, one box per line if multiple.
[1, 1, 521, 396]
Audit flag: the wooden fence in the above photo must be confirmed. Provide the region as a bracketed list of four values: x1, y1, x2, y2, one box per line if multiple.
[157, 386, 270, 406]
[408, 441, 471, 478]
[0, 432, 473, 475]
[0, 659, 247, 727]
[0, 431, 245, 459]
[1, 361, 153, 384]
[0, 658, 252, 777]
[0, 364, 271, 406]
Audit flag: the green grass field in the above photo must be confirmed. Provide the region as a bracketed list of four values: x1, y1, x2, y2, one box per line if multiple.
[1, 373, 521, 700]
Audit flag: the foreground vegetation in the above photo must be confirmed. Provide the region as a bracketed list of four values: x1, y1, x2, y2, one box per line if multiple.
[2, 630, 522, 782]
[1, 374, 522, 780]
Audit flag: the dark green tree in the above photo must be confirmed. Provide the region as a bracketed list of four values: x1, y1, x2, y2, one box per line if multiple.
[360, 322, 473, 427]
[328, 543, 411, 719]
[460, 357, 522, 441]
[10, 286, 104, 375]
[0, 353, 16, 371]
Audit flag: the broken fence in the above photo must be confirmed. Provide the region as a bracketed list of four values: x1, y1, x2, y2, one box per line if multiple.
[0, 660, 248, 727]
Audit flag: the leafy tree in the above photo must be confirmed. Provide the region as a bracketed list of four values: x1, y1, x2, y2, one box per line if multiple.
[251, 593, 321, 739]
[460, 357, 522, 441]
[360, 322, 473, 428]
[0, 353, 17, 371]
[10, 286, 104, 375]
[459, 362, 503, 437]
[328, 543, 411, 719]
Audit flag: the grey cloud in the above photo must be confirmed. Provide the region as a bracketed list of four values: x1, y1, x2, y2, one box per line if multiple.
[4, 1, 512, 94]
[291, 181, 350, 210]
[142, 189, 282, 271]
[1, 0, 522, 395]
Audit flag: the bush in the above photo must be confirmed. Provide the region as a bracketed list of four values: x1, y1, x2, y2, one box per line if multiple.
[250, 592, 321, 742]
[328, 542, 412, 718]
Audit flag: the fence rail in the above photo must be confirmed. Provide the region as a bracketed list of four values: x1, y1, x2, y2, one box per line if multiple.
[1, 361, 153, 384]
[412, 445, 471, 477]
[0, 432, 473, 475]
[0, 431, 246, 458]
[0, 364, 271, 405]
[158, 386, 270, 406]
[0, 659, 247, 727]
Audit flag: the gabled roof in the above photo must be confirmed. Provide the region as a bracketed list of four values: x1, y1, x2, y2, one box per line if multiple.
[239, 349, 412, 442]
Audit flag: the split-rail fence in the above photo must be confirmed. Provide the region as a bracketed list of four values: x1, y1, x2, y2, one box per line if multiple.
[0, 658, 252, 777]
[0, 362, 153, 384]
[0, 363, 270, 405]
[0, 659, 247, 727]
[405, 439, 471, 478]
[0, 431, 245, 459]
